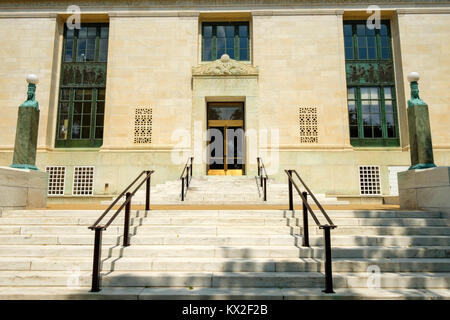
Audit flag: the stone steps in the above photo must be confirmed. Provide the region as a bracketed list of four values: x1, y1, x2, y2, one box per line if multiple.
[0, 207, 449, 299]
[0, 270, 448, 289]
[2, 257, 450, 273]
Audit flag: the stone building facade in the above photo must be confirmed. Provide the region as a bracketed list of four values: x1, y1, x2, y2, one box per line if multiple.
[0, 1, 449, 201]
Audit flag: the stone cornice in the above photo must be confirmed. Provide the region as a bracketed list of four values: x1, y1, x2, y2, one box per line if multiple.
[192, 54, 258, 77]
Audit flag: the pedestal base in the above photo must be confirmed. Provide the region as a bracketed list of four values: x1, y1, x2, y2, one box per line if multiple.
[398, 166, 450, 216]
[0, 166, 48, 210]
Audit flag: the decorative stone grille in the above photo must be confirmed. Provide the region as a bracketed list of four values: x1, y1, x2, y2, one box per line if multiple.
[359, 165, 382, 195]
[134, 108, 153, 144]
[299, 107, 318, 143]
[72, 166, 95, 196]
[45, 166, 66, 196]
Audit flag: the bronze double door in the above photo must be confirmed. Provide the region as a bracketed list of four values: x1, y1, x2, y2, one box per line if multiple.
[207, 102, 245, 176]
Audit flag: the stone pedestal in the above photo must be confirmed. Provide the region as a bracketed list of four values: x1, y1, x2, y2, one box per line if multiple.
[0, 167, 48, 210]
[398, 167, 450, 216]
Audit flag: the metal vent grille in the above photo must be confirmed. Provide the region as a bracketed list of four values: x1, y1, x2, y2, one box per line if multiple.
[134, 107, 152, 144]
[72, 166, 94, 196]
[299, 107, 318, 143]
[359, 165, 381, 195]
[45, 166, 66, 196]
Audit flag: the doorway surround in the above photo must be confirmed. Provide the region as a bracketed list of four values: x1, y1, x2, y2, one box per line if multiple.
[192, 54, 259, 176]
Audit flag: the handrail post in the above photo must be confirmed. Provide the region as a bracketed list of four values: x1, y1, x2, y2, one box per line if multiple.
[186, 166, 190, 188]
[263, 177, 267, 201]
[257, 157, 261, 176]
[322, 225, 335, 294]
[190, 157, 193, 177]
[181, 177, 185, 201]
[302, 191, 309, 247]
[91, 226, 103, 292]
[145, 171, 151, 211]
[288, 170, 293, 211]
[123, 192, 131, 247]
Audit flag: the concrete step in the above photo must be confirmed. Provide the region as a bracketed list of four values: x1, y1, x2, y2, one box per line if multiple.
[308, 235, 450, 247]
[2, 257, 450, 273]
[299, 246, 450, 259]
[0, 286, 448, 300]
[0, 245, 300, 258]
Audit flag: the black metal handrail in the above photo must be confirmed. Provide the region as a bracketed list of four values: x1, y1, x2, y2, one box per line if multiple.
[88, 170, 154, 292]
[257, 157, 268, 201]
[285, 169, 337, 294]
[180, 157, 194, 201]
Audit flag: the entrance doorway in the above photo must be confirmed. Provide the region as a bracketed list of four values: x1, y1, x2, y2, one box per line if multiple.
[207, 102, 245, 175]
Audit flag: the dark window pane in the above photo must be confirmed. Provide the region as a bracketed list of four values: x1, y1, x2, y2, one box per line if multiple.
[226, 49, 235, 59]
[386, 113, 394, 126]
[84, 89, 92, 101]
[364, 126, 373, 138]
[239, 49, 248, 60]
[345, 47, 354, 59]
[344, 24, 353, 36]
[362, 102, 370, 114]
[83, 102, 92, 114]
[385, 101, 393, 113]
[61, 89, 71, 101]
[349, 112, 358, 125]
[66, 29, 75, 39]
[347, 87, 356, 99]
[381, 47, 391, 59]
[87, 27, 96, 38]
[77, 39, 87, 61]
[380, 24, 388, 36]
[344, 36, 353, 47]
[98, 89, 105, 101]
[81, 127, 90, 139]
[363, 113, 370, 125]
[217, 26, 225, 37]
[356, 24, 366, 36]
[348, 100, 356, 112]
[371, 113, 381, 126]
[72, 118, 81, 139]
[239, 37, 248, 49]
[78, 27, 87, 38]
[350, 126, 359, 138]
[60, 102, 69, 114]
[74, 102, 82, 114]
[96, 114, 104, 127]
[217, 37, 225, 50]
[75, 90, 83, 100]
[100, 27, 109, 38]
[368, 47, 376, 59]
[239, 25, 248, 37]
[358, 48, 367, 59]
[226, 38, 234, 49]
[387, 126, 395, 137]
[225, 25, 234, 37]
[82, 115, 91, 126]
[95, 127, 103, 139]
[203, 25, 212, 37]
[371, 101, 380, 113]
[98, 39, 108, 62]
[64, 40, 73, 62]
[358, 36, 367, 48]
[374, 126, 383, 137]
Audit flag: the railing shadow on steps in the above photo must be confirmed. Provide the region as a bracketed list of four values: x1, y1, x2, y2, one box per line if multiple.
[88, 170, 155, 292]
[285, 169, 337, 294]
[180, 157, 194, 201]
[257, 157, 268, 201]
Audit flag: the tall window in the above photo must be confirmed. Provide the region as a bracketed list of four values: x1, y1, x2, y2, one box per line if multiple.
[202, 22, 249, 61]
[344, 21, 399, 147]
[56, 24, 109, 148]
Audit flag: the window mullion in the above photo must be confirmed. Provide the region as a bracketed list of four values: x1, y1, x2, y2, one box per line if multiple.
[357, 87, 364, 138]
[67, 89, 74, 145]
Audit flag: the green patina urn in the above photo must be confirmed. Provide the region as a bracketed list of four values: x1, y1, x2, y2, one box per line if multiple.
[406, 72, 436, 170]
[10, 74, 40, 170]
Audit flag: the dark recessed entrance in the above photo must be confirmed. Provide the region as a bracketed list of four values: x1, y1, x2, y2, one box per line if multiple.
[207, 102, 245, 175]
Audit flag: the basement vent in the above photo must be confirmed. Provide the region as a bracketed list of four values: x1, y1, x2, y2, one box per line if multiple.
[72, 166, 95, 196]
[359, 165, 381, 195]
[299, 107, 318, 143]
[134, 107, 153, 144]
[45, 166, 66, 196]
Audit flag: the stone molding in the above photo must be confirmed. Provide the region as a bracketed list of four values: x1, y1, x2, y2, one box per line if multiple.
[192, 54, 258, 77]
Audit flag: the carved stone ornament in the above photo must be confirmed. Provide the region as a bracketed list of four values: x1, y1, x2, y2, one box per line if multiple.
[192, 54, 258, 76]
